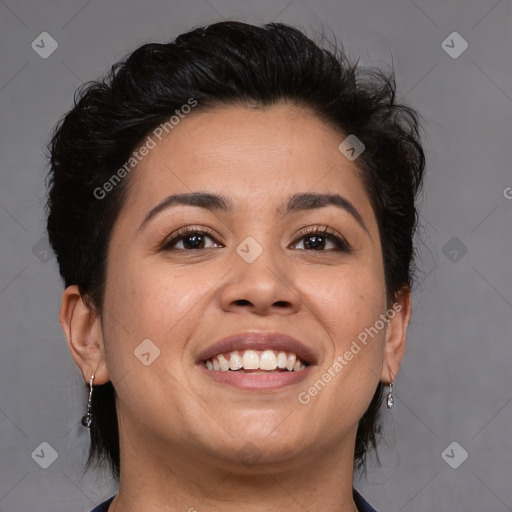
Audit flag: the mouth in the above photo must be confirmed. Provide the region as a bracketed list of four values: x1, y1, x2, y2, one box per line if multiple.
[196, 331, 317, 390]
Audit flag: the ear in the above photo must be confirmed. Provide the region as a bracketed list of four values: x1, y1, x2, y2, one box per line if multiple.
[59, 285, 110, 385]
[380, 287, 412, 384]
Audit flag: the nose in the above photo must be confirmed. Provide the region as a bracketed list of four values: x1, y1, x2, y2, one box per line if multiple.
[219, 239, 300, 316]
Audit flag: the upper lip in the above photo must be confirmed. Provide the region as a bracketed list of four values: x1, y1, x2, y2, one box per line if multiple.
[197, 331, 318, 365]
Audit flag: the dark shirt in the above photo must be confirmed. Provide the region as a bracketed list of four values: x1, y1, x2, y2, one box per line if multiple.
[90, 488, 378, 511]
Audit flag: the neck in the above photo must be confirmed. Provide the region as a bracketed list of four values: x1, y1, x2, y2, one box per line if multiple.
[108, 426, 360, 512]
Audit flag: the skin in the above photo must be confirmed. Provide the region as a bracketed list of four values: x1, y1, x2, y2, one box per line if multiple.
[60, 103, 411, 512]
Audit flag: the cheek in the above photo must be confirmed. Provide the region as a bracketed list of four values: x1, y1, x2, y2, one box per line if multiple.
[309, 264, 386, 336]
[101, 263, 203, 421]
[107, 255, 196, 327]
[102, 258, 209, 369]
[305, 264, 387, 398]
[305, 279, 386, 420]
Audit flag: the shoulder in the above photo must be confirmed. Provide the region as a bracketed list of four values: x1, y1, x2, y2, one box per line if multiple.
[90, 495, 115, 512]
[353, 487, 379, 512]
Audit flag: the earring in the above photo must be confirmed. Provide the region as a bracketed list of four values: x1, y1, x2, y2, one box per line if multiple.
[386, 381, 394, 409]
[81, 373, 95, 428]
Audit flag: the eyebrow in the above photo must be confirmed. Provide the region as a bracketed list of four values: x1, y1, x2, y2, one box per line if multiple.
[138, 192, 369, 234]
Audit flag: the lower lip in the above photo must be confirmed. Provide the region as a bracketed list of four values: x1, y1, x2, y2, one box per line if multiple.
[198, 364, 312, 390]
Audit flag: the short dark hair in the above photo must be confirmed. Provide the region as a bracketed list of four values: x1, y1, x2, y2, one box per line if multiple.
[45, 20, 425, 481]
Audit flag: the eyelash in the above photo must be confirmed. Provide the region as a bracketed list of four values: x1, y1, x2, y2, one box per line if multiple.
[159, 225, 352, 253]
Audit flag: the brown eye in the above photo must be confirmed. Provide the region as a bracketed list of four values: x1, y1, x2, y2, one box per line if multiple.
[292, 227, 352, 253]
[299, 233, 334, 250]
[161, 228, 223, 251]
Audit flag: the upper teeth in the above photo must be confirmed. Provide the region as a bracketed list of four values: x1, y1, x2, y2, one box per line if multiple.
[205, 350, 306, 372]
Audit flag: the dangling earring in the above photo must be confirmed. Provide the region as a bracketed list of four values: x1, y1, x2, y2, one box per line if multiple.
[386, 381, 394, 409]
[81, 373, 95, 428]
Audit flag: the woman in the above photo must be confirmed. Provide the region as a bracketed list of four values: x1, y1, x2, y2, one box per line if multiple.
[45, 20, 425, 512]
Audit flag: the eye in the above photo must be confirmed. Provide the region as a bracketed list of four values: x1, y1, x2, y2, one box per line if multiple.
[291, 225, 352, 252]
[159, 225, 351, 253]
[160, 227, 223, 251]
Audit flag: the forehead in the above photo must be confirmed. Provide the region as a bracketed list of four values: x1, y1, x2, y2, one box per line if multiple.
[120, 104, 375, 227]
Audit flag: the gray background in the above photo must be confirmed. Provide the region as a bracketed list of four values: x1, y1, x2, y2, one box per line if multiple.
[0, 0, 511, 511]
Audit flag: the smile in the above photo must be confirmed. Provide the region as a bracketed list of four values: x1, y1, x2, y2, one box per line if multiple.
[204, 349, 307, 372]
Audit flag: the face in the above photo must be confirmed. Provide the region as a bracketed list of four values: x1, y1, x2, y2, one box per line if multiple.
[82, 104, 407, 471]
